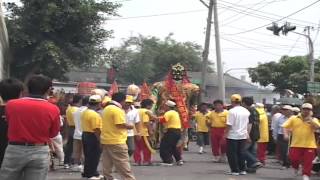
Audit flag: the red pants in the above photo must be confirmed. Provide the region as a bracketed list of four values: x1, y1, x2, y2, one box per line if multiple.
[133, 137, 151, 164]
[257, 142, 268, 164]
[289, 147, 316, 176]
[210, 127, 226, 156]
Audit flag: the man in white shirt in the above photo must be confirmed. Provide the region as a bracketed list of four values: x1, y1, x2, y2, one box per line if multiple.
[225, 94, 250, 176]
[124, 95, 141, 157]
[72, 96, 89, 172]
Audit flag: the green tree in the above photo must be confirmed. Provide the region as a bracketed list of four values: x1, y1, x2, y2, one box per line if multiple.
[5, 0, 120, 80]
[248, 55, 320, 93]
[108, 34, 204, 84]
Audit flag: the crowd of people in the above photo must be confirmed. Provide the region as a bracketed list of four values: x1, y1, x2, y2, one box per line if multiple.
[0, 75, 320, 180]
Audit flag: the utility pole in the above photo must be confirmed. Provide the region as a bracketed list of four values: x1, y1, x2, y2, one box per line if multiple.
[213, 0, 225, 102]
[306, 26, 315, 82]
[200, 0, 213, 102]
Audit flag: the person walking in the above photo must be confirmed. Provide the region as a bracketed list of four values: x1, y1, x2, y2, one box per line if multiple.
[272, 105, 293, 169]
[241, 97, 262, 173]
[0, 75, 60, 180]
[283, 103, 320, 180]
[71, 96, 89, 172]
[134, 98, 154, 165]
[64, 94, 82, 169]
[194, 103, 210, 154]
[225, 94, 250, 176]
[81, 95, 103, 179]
[101, 92, 136, 180]
[207, 100, 228, 162]
[159, 100, 183, 166]
[256, 103, 269, 166]
[123, 95, 141, 158]
[0, 78, 24, 168]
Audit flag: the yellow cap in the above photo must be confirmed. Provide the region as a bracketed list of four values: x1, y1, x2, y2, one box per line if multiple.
[125, 95, 134, 103]
[102, 96, 111, 104]
[231, 94, 242, 102]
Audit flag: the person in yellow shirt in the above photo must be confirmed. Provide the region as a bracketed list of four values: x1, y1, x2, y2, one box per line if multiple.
[64, 94, 82, 169]
[159, 100, 183, 166]
[256, 103, 269, 165]
[194, 103, 209, 154]
[134, 99, 155, 165]
[283, 103, 320, 180]
[101, 92, 136, 180]
[81, 95, 103, 179]
[207, 100, 228, 162]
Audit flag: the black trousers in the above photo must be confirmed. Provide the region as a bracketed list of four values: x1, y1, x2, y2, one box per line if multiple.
[226, 139, 246, 173]
[160, 129, 181, 163]
[277, 134, 290, 167]
[82, 132, 101, 178]
[0, 120, 8, 168]
[64, 126, 75, 165]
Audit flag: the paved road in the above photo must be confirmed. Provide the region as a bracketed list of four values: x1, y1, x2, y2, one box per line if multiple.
[49, 143, 320, 180]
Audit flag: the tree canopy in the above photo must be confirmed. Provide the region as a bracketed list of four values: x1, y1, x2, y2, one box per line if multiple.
[248, 55, 320, 93]
[104, 34, 208, 84]
[5, 0, 120, 80]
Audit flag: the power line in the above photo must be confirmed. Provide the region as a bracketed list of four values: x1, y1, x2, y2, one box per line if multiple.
[108, 9, 206, 20]
[219, 0, 319, 28]
[222, 0, 320, 36]
[221, 37, 284, 56]
[287, 36, 302, 54]
[221, 0, 269, 26]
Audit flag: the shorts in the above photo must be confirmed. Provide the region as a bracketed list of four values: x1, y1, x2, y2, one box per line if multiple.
[197, 132, 209, 146]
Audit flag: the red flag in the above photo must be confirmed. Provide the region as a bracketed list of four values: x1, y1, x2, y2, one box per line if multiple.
[108, 81, 119, 97]
[140, 82, 151, 101]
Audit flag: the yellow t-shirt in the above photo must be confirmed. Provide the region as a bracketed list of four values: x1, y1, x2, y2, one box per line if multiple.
[257, 108, 269, 143]
[66, 105, 78, 127]
[164, 110, 181, 129]
[282, 115, 320, 148]
[138, 108, 150, 136]
[207, 110, 228, 128]
[101, 105, 127, 145]
[81, 109, 102, 133]
[194, 111, 209, 132]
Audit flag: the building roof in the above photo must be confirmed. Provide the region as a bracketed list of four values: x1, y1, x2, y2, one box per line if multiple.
[187, 71, 258, 89]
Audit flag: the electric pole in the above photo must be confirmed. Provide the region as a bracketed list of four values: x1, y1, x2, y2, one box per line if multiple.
[213, 0, 225, 103]
[306, 26, 315, 82]
[200, 0, 213, 102]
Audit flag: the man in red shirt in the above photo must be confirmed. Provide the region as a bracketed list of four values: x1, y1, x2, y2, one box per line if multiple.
[0, 75, 60, 180]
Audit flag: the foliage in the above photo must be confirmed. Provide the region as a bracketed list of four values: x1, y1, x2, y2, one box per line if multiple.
[105, 34, 205, 84]
[5, 0, 120, 80]
[248, 55, 320, 93]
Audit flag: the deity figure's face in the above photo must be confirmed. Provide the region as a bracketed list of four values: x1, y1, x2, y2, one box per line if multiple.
[171, 63, 185, 81]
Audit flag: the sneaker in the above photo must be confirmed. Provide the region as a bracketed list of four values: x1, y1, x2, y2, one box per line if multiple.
[252, 162, 263, 169]
[64, 164, 70, 169]
[160, 163, 173, 166]
[142, 162, 154, 166]
[71, 165, 83, 172]
[212, 156, 220, 163]
[226, 171, 240, 176]
[302, 175, 310, 180]
[281, 166, 289, 170]
[313, 157, 320, 164]
[132, 162, 141, 166]
[240, 171, 247, 175]
[88, 176, 102, 180]
[177, 160, 184, 166]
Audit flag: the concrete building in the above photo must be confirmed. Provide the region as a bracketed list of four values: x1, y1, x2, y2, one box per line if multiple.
[188, 71, 279, 104]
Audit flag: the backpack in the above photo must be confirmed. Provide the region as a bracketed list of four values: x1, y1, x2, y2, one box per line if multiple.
[248, 107, 260, 142]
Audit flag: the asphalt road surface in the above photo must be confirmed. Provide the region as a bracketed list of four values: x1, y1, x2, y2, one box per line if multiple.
[48, 143, 320, 180]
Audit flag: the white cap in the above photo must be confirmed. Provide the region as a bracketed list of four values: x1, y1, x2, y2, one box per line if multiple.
[165, 100, 176, 107]
[301, 103, 313, 110]
[255, 103, 264, 108]
[89, 95, 102, 103]
[291, 107, 300, 113]
[282, 105, 293, 110]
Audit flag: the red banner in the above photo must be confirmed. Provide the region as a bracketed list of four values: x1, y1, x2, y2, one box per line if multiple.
[140, 82, 151, 101]
[108, 81, 119, 97]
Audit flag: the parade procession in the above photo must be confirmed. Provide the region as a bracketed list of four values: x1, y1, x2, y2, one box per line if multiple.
[1, 0, 320, 180]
